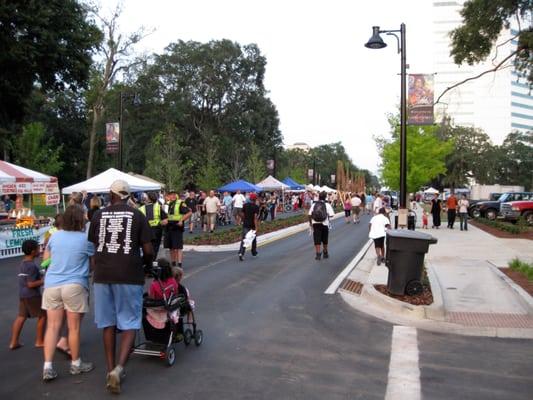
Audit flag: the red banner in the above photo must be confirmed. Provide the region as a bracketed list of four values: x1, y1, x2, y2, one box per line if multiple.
[106, 122, 120, 154]
[46, 194, 60, 206]
[408, 74, 434, 125]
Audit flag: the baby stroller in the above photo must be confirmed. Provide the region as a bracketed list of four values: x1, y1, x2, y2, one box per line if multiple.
[217, 205, 229, 226]
[132, 266, 203, 366]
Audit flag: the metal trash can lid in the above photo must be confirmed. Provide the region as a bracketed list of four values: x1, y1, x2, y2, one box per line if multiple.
[386, 229, 437, 244]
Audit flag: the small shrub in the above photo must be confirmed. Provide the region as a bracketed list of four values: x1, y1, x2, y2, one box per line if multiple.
[477, 218, 525, 234]
[508, 258, 533, 281]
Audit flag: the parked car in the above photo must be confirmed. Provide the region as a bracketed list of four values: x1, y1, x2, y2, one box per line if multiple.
[500, 200, 533, 226]
[469, 192, 533, 220]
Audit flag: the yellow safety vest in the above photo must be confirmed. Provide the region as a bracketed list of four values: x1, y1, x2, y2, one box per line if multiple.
[167, 200, 183, 222]
[139, 202, 162, 227]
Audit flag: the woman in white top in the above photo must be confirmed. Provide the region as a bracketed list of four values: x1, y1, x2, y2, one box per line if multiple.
[458, 194, 469, 231]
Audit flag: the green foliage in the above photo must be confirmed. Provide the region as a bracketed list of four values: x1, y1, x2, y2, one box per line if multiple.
[144, 125, 186, 191]
[378, 124, 453, 192]
[0, 0, 101, 131]
[494, 131, 533, 190]
[508, 258, 533, 281]
[14, 122, 64, 176]
[246, 143, 266, 183]
[477, 218, 528, 234]
[450, 0, 533, 83]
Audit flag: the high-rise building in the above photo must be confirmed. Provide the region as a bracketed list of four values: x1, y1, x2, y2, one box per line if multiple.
[432, 0, 532, 144]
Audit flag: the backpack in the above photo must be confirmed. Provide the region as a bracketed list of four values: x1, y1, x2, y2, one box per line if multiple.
[311, 201, 328, 222]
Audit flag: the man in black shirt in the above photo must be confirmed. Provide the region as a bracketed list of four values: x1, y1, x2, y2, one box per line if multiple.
[238, 193, 260, 261]
[184, 191, 197, 234]
[88, 180, 153, 394]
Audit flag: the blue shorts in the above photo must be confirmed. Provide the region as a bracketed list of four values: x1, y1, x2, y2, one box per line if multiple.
[93, 283, 143, 330]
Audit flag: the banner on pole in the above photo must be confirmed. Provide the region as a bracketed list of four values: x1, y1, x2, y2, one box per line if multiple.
[408, 74, 434, 125]
[106, 122, 120, 154]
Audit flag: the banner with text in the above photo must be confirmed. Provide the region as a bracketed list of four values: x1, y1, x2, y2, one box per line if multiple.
[408, 74, 434, 125]
[0, 226, 51, 259]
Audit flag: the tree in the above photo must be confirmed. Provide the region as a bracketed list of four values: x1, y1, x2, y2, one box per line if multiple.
[494, 131, 533, 190]
[436, 120, 500, 188]
[144, 125, 186, 191]
[378, 124, 453, 193]
[14, 122, 63, 176]
[0, 0, 101, 146]
[246, 143, 266, 183]
[437, 0, 533, 103]
[85, 5, 148, 178]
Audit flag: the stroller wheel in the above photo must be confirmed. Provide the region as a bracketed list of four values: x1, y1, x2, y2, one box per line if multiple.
[165, 346, 176, 366]
[184, 329, 193, 346]
[194, 329, 204, 346]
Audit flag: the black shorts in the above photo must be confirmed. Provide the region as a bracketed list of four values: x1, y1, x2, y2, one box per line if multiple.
[344, 210, 351, 217]
[373, 237, 385, 249]
[312, 223, 329, 245]
[18, 297, 45, 318]
[165, 229, 184, 250]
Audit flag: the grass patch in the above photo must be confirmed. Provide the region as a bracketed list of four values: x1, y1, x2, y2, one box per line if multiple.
[509, 258, 533, 281]
[184, 214, 309, 246]
[476, 218, 528, 234]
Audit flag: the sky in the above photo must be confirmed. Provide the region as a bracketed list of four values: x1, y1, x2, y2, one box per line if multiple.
[109, 0, 435, 174]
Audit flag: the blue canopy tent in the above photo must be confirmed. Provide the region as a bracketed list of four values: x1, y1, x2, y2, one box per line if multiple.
[218, 179, 261, 193]
[282, 177, 305, 191]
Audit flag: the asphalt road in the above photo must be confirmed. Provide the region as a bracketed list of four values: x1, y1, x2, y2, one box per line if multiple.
[0, 215, 531, 399]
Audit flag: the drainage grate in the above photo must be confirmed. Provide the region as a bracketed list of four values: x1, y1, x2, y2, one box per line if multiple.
[339, 279, 363, 295]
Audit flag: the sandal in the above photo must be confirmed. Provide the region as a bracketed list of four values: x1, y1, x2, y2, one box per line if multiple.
[56, 346, 71, 357]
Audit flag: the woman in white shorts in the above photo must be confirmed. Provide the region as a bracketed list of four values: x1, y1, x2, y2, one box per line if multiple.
[41, 205, 95, 381]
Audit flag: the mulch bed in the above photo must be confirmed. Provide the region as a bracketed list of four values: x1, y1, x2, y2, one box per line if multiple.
[374, 284, 433, 306]
[470, 220, 533, 240]
[499, 268, 533, 296]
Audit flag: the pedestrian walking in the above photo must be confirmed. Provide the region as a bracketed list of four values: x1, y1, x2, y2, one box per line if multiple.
[9, 240, 46, 351]
[430, 193, 442, 229]
[204, 190, 221, 233]
[42, 205, 95, 381]
[222, 191, 233, 224]
[350, 193, 362, 224]
[88, 180, 154, 394]
[458, 194, 469, 231]
[238, 193, 260, 261]
[446, 192, 457, 229]
[197, 191, 207, 232]
[139, 192, 168, 258]
[184, 191, 198, 234]
[232, 190, 246, 225]
[373, 193, 383, 215]
[343, 195, 352, 223]
[164, 190, 192, 267]
[368, 207, 391, 265]
[308, 191, 335, 260]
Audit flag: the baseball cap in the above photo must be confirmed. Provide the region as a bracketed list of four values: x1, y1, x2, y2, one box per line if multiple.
[249, 193, 257, 200]
[110, 180, 131, 200]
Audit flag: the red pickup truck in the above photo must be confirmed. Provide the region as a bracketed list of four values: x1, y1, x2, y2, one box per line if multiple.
[500, 201, 533, 226]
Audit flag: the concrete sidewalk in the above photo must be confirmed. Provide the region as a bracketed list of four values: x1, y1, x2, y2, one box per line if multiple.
[339, 223, 533, 338]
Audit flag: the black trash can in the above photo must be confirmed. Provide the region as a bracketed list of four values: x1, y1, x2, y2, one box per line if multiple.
[385, 230, 437, 296]
[394, 215, 416, 230]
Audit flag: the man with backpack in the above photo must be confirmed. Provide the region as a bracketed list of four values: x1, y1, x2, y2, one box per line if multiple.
[308, 191, 335, 260]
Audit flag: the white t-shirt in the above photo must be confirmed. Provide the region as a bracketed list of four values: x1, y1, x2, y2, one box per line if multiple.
[350, 196, 362, 207]
[204, 196, 221, 213]
[232, 194, 246, 208]
[458, 199, 469, 213]
[308, 201, 335, 226]
[369, 214, 390, 239]
[373, 197, 383, 213]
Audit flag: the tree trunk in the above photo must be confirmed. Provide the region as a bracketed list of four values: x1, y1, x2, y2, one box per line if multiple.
[86, 105, 101, 179]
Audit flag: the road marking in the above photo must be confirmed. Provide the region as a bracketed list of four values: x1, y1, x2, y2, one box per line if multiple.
[385, 326, 421, 400]
[324, 239, 372, 294]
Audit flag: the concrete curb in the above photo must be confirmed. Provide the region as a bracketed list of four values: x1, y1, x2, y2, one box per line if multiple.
[487, 263, 533, 315]
[425, 263, 446, 321]
[184, 212, 344, 252]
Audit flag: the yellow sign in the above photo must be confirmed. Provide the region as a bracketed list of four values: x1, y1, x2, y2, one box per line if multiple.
[32, 194, 46, 206]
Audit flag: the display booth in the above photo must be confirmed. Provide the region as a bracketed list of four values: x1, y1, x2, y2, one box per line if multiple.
[218, 179, 261, 193]
[0, 161, 59, 259]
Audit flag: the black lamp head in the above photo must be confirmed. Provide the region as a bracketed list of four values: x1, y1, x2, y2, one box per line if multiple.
[365, 26, 387, 49]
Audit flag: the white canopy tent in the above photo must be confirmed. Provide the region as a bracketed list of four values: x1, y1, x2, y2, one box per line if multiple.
[423, 187, 439, 194]
[321, 185, 336, 193]
[62, 168, 162, 195]
[256, 175, 289, 191]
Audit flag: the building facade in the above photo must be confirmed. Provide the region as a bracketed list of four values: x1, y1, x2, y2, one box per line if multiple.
[432, 0, 533, 144]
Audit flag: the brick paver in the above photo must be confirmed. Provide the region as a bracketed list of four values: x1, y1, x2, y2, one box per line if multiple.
[446, 311, 533, 329]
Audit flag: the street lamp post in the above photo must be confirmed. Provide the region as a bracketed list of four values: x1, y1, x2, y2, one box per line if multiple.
[118, 91, 140, 171]
[365, 23, 408, 223]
